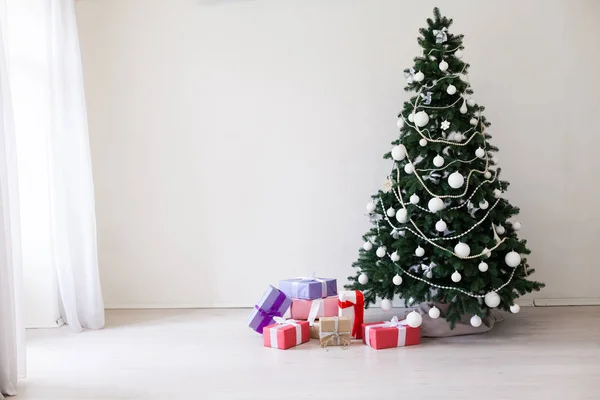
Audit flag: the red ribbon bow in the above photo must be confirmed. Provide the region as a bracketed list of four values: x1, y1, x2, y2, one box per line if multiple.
[338, 291, 364, 339]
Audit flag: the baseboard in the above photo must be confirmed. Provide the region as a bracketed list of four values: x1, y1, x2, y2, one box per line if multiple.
[534, 298, 600, 306]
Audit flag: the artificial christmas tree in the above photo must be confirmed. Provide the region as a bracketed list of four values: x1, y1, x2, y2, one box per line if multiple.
[347, 8, 544, 328]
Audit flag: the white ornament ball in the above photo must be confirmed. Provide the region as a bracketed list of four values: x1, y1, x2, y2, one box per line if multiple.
[484, 291, 501, 308]
[448, 172, 465, 189]
[505, 251, 522, 268]
[496, 225, 506, 235]
[391, 145, 407, 161]
[510, 304, 521, 314]
[494, 189, 502, 198]
[391, 251, 400, 262]
[455, 49, 463, 59]
[512, 221, 522, 231]
[451, 271, 462, 283]
[428, 197, 445, 213]
[415, 246, 425, 257]
[396, 118, 404, 129]
[406, 311, 423, 328]
[475, 147, 485, 158]
[454, 242, 471, 258]
[484, 171, 492, 179]
[470, 315, 482, 328]
[380, 299, 393, 311]
[376, 246, 387, 258]
[439, 60, 449, 72]
[478, 262, 489, 272]
[363, 241, 373, 251]
[419, 138, 428, 147]
[433, 155, 445, 167]
[358, 273, 369, 285]
[460, 103, 468, 114]
[386, 207, 396, 217]
[404, 163, 414, 174]
[428, 306, 441, 319]
[408, 113, 415, 122]
[435, 219, 447, 232]
[414, 111, 430, 128]
[446, 84, 457, 95]
[410, 194, 420, 204]
[414, 71, 424, 82]
[366, 201, 376, 213]
[467, 98, 475, 106]
[392, 274, 403, 285]
[396, 208, 408, 223]
[470, 118, 478, 126]
[479, 200, 489, 210]
[482, 247, 491, 259]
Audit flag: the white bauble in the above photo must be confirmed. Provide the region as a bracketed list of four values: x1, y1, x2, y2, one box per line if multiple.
[396, 208, 408, 223]
[366, 201, 376, 213]
[410, 194, 420, 204]
[494, 189, 502, 198]
[505, 251, 521, 268]
[386, 207, 396, 217]
[391, 145, 407, 161]
[451, 271, 462, 282]
[479, 200, 489, 210]
[482, 247, 491, 259]
[448, 172, 465, 189]
[475, 147, 485, 158]
[439, 60, 449, 72]
[358, 273, 369, 285]
[454, 242, 471, 258]
[380, 299, 393, 311]
[512, 221, 522, 231]
[376, 246, 387, 258]
[433, 155, 445, 167]
[496, 225, 506, 235]
[428, 306, 441, 319]
[408, 113, 415, 122]
[470, 118, 478, 126]
[392, 274, 403, 285]
[460, 103, 468, 114]
[414, 111, 430, 127]
[428, 197, 445, 213]
[467, 98, 475, 106]
[406, 311, 423, 328]
[391, 251, 400, 262]
[419, 138, 428, 147]
[414, 71, 424, 82]
[470, 315, 482, 327]
[415, 246, 425, 257]
[397, 118, 404, 129]
[404, 163, 415, 174]
[484, 171, 492, 179]
[435, 219, 447, 232]
[510, 304, 521, 314]
[446, 84, 457, 95]
[478, 262, 489, 272]
[484, 291, 501, 308]
[363, 241, 373, 251]
[455, 49, 463, 59]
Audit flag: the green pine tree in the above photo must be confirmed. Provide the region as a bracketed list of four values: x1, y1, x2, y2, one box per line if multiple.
[347, 8, 544, 328]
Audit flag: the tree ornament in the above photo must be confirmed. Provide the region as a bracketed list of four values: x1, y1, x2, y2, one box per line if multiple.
[448, 171, 465, 189]
[439, 60, 449, 72]
[441, 120, 450, 130]
[482, 247, 491, 259]
[376, 246, 387, 258]
[414, 111, 430, 127]
[433, 155, 445, 167]
[363, 241, 373, 251]
[358, 273, 369, 285]
[406, 311, 423, 328]
[475, 147, 485, 158]
[396, 118, 404, 129]
[404, 163, 414, 174]
[478, 261, 489, 272]
[428, 306, 441, 319]
[494, 189, 502, 198]
[391, 145, 407, 161]
[470, 118, 478, 126]
[454, 242, 471, 258]
[366, 201, 376, 213]
[382, 179, 393, 193]
[410, 194, 420, 204]
[415, 246, 425, 257]
[380, 299, 393, 311]
[455, 49, 463, 59]
[451, 271, 462, 282]
[484, 291, 501, 308]
[414, 71, 424, 82]
[428, 197, 445, 213]
[419, 138, 428, 146]
[435, 219, 447, 232]
[512, 221, 522, 231]
[395, 208, 408, 223]
[467, 98, 475, 106]
[484, 171, 492, 179]
[391, 251, 400, 262]
[446, 84, 457, 95]
[505, 251, 521, 268]
[496, 225, 506, 235]
[386, 207, 396, 217]
[470, 315, 482, 327]
[392, 274, 403, 285]
[460, 101, 468, 114]
[429, 55, 437, 61]
[510, 304, 521, 314]
[408, 113, 415, 122]
[479, 200, 489, 210]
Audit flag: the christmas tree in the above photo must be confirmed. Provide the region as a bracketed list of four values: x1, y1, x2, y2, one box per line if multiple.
[347, 8, 544, 328]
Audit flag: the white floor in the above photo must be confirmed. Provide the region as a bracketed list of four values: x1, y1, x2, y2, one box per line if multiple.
[18, 307, 600, 400]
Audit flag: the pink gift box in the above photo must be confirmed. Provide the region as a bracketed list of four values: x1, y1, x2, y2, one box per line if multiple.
[289, 296, 339, 323]
[263, 319, 310, 350]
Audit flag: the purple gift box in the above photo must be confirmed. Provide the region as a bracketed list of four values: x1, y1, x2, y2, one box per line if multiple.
[279, 277, 337, 300]
[247, 285, 292, 334]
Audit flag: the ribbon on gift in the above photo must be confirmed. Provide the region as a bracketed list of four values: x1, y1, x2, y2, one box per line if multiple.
[364, 316, 408, 348]
[269, 317, 302, 349]
[338, 290, 365, 339]
[307, 299, 324, 326]
[433, 27, 448, 43]
[293, 273, 327, 298]
[319, 317, 350, 349]
[253, 290, 288, 333]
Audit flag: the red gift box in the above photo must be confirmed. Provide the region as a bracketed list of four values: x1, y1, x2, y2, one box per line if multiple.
[362, 317, 420, 350]
[263, 318, 310, 350]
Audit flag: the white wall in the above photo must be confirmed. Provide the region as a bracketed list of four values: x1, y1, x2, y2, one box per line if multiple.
[75, 0, 600, 308]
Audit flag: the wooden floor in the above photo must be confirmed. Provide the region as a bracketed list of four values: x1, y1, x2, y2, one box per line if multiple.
[17, 307, 600, 399]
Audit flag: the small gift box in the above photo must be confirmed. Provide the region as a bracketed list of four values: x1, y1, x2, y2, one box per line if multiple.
[319, 316, 351, 348]
[309, 321, 320, 340]
[279, 276, 337, 300]
[247, 285, 292, 334]
[290, 296, 339, 324]
[263, 318, 310, 350]
[338, 290, 365, 339]
[362, 316, 420, 350]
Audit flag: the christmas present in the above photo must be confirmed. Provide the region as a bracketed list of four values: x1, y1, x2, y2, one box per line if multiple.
[319, 316, 351, 348]
[362, 316, 420, 350]
[338, 290, 365, 339]
[290, 296, 339, 324]
[279, 276, 337, 300]
[309, 321, 320, 340]
[247, 285, 292, 334]
[263, 318, 310, 350]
